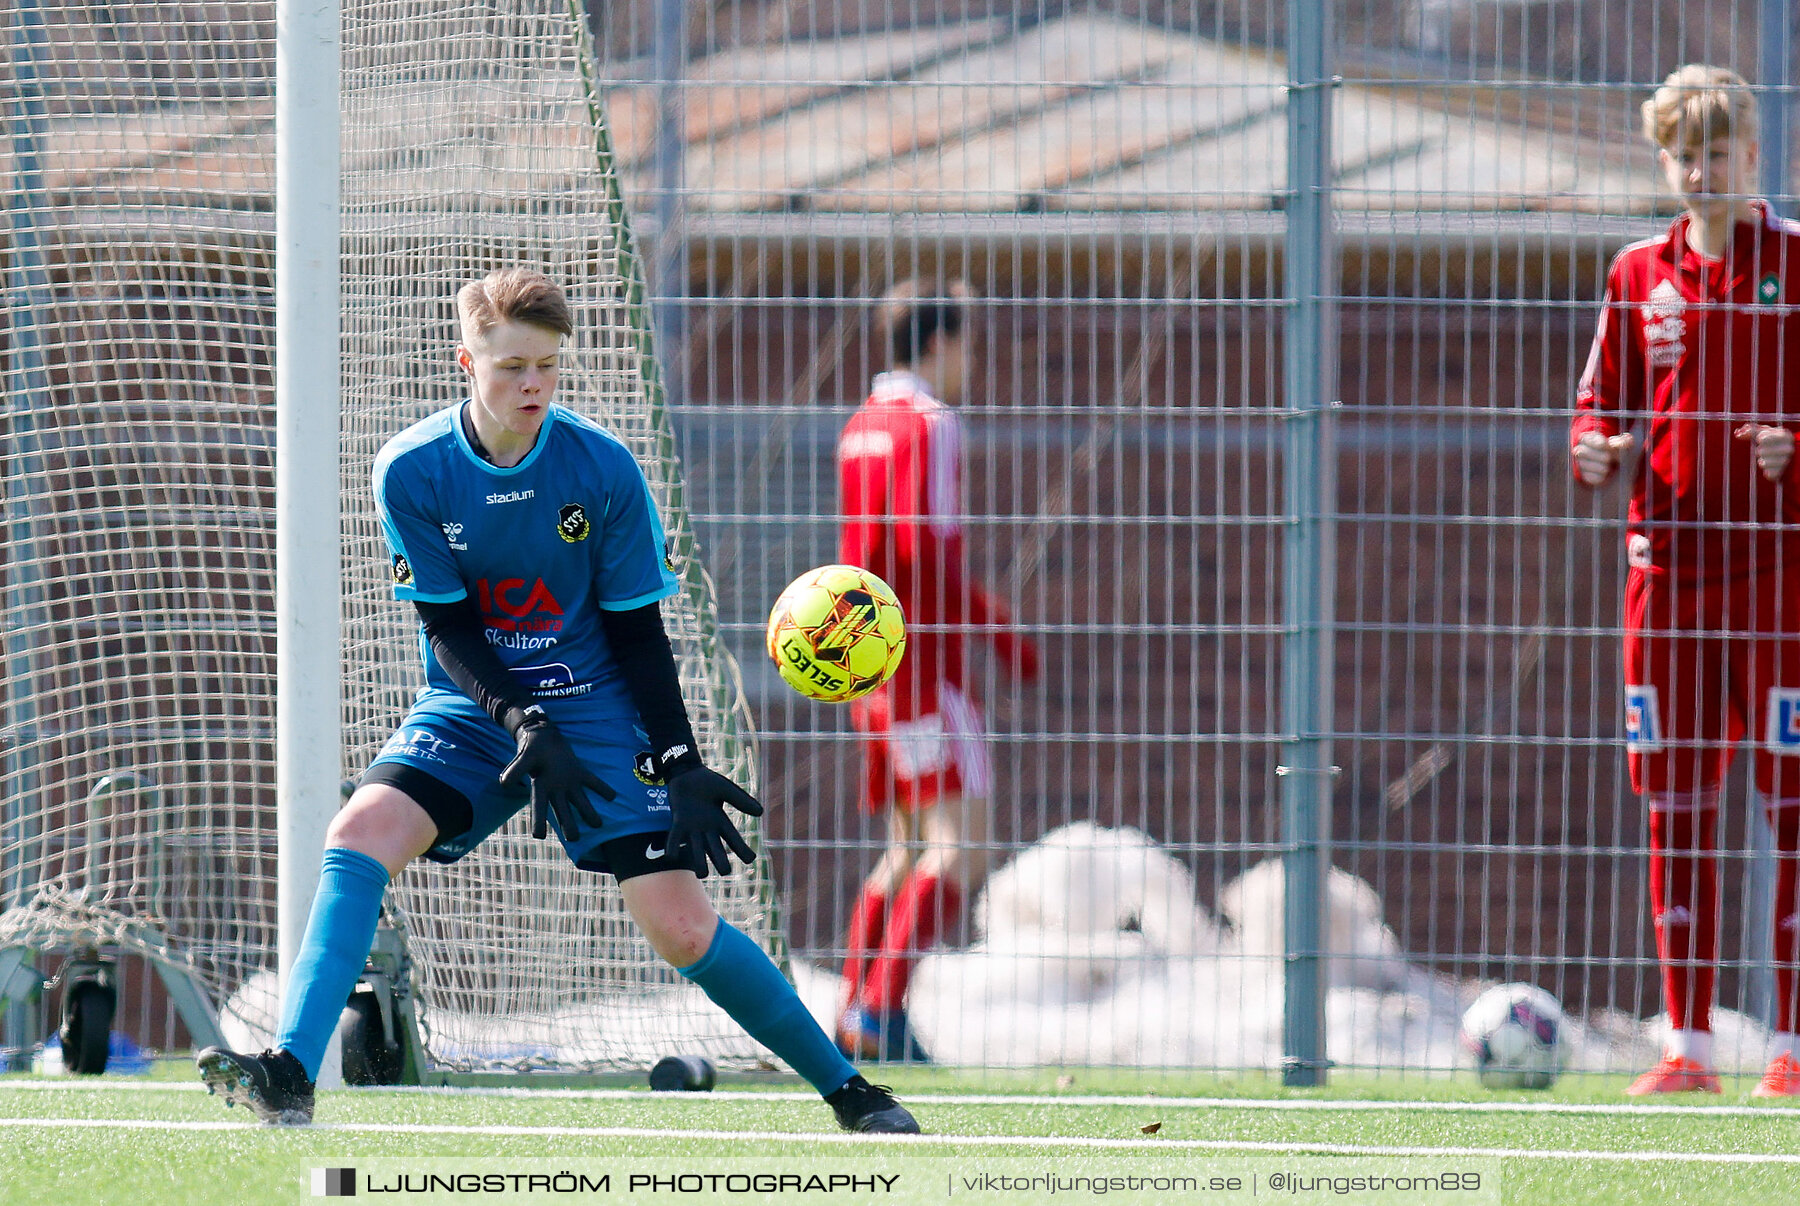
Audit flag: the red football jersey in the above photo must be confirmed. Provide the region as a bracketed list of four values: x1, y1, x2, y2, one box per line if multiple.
[1574, 202, 1800, 585]
[838, 371, 1005, 720]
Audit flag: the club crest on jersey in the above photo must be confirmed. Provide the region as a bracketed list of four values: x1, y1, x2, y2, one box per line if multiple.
[1640, 280, 1686, 367]
[391, 554, 413, 586]
[1625, 684, 1661, 753]
[557, 502, 590, 543]
[633, 751, 663, 785]
[1766, 688, 1800, 749]
[1760, 272, 1781, 304]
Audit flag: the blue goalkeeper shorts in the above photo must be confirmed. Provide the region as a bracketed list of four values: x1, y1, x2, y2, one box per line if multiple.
[362, 694, 674, 874]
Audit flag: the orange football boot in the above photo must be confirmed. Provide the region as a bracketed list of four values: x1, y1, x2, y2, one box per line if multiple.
[1752, 1052, 1800, 1098]
[1625, 1054, 1722, 1096]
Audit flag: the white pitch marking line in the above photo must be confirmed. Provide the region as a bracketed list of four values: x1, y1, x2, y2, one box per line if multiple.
[407, 1088, 1800, 1120]
[1, 1116, 1797, 1165]
[2, 1080, 1798, 1119]
[898, 1094, 1800, 1119]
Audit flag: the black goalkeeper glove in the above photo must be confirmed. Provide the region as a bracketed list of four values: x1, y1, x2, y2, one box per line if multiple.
[499, 706, 616, 842]
[664, 760, 764, 878]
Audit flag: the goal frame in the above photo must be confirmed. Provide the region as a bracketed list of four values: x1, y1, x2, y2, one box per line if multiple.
[275, 0, 344, 1088]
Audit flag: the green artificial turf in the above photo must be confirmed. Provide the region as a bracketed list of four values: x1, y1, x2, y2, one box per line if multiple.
[1, 1064, 1795, 1205]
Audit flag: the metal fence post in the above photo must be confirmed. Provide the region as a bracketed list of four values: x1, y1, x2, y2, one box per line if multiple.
[651, 0, 688, 409]
[1747, 0, 1795, 1031]
[1758, 0, 1792, 219]
[1280, 0, 1338, 1088]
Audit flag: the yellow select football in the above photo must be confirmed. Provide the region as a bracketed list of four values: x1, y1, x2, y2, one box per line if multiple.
[765, 564, 907, 702]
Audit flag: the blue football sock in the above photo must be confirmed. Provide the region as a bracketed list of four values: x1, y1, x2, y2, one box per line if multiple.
[275, 846, 389, 1081]
[678, 921, 856, 1096]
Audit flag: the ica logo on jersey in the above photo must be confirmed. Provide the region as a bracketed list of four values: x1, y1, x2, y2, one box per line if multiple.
[476, 577, 565, 634]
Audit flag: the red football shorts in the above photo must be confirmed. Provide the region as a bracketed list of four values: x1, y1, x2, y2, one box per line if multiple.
[849, 682, 992, 814]
[1624, 566, 1800, 796]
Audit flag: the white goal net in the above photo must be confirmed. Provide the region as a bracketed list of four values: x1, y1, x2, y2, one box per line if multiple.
[336, 0, 774, 1074]
[1, 0, 778, 1074]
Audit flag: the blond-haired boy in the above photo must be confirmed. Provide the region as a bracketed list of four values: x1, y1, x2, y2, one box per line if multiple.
[1572, 65, 1800, 1097]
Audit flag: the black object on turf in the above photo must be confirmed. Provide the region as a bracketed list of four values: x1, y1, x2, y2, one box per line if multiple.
[666, 766, 763, 877]
[826, 1075, 921, 1134]
[500, 707, 615, 841]
[648, 1054, 716, 1091]
[339, 990, 404, 1086]
[196, 1046, 316, 1125]
[60, 980, 115, 1075]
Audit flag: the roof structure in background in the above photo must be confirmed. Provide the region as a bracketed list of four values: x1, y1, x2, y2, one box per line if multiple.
[4, 8, 1663, 250]
[604, 12, 1655, 215]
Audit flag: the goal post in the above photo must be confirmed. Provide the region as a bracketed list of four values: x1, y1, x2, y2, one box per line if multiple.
[274, 0, 343, 1087]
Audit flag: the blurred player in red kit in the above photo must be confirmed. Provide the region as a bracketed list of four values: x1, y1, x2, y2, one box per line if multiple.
[1572, 65, 1800, 1097]
[833, 279, 1040, 1061]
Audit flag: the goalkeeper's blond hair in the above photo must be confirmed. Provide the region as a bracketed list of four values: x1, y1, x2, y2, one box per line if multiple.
[457, 267, 574, 343]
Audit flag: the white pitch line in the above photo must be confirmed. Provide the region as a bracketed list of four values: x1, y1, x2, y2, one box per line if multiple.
[0, 1115, 1796, 1165]
[4, 1080, 1797, 1120]
[897, 1093, 1800, 1120]
[0, 1081, 211, 1092]
[401, 1088, 1800, 1120]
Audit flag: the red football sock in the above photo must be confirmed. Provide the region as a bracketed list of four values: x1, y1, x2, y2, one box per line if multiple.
[840, 886, 888, 1006]
[1768, 802, 1800, 1035]
[1648, 802, 1719, 1034]
[860, 873, 963, 1015]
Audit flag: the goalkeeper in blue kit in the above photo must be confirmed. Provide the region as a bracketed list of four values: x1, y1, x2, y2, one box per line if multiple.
[197, 267, 917, 1133]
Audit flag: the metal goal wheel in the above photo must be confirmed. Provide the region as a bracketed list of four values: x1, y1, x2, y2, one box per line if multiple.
[58, 965, 117, 1075]
[338, 989, 403, 1086]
